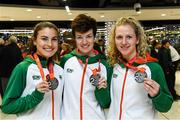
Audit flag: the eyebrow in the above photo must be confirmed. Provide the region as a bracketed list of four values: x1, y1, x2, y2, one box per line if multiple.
[76, 33, 93, 36]
[40, 35, 48, 38]
[40, 36, 58, 38]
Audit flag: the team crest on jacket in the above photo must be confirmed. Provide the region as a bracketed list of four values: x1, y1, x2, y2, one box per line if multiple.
[32, 75, 41, 80]
[67, 68, 73, 73]
[112, 74, 118, 78]
[59, 75, 62, 79]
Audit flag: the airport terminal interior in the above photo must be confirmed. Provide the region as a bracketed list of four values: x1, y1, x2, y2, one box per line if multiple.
[1, 0, 180, 119]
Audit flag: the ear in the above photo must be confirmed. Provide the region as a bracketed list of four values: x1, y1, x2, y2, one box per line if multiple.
[33, 41, 36, 46]
[136, 38, 139, 44]
[32, 37, 36, 46]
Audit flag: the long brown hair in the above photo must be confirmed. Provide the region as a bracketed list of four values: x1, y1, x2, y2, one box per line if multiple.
[28, 21, 59, 55]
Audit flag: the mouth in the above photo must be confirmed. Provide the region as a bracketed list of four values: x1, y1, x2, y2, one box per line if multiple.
[120, 45, 129, 50]
[80, 45, 89, 49]
[44, 48, 54, 52]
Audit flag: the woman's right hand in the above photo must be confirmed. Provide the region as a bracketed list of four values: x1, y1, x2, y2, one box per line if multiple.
[36, 81, 50, 93]
[97, 77, 107, 89]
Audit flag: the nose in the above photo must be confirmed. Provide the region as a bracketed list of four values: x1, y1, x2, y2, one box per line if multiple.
[81, 37, 88, 43]
[122, 37, 127, 45]
[47, 40, 52, 46]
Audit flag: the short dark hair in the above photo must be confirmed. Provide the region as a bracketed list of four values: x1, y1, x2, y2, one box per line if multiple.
[152, 39, 160, 47]
[161, 40, 169, 46]
[71, 14, 97, 38]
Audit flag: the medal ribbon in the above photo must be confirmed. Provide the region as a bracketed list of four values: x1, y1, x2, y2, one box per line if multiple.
[91, 60, 101, 76]
[32, 54, 46, 80]
[76, 48, 99, 57]
[122, 53, 158, 73]
[76, 48, 101, 76]
[31, 53, 55, 120]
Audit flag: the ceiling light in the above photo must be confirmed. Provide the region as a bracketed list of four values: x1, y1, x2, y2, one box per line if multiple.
[36, 16, 41, 19]
[26, 9, 32, 12]
[161, 14, 166, 16]
[100, 15, 105, 18]
[65, 6, 70, 13]
[136, 11, 141, 14]
[10, 19, 14, 21]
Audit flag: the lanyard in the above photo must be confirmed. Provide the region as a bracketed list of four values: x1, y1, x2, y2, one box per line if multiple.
[76, 48, 101, 75]
[32, 53, 55, 120]
[121, 53, 158, 73]
[76, 48, 99, 57]
[123, 56, 146, 73]
[90, 60, 101, 76]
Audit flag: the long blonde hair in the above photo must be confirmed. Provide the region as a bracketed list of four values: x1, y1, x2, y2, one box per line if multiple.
[107, 17, 149, 66]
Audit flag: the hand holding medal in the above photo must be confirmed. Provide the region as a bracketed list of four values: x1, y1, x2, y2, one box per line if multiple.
[97, 77, 107, 89]
[32, 53, 59, 91]
[144, 78, 160, 97]
[89, 69, 107, 89]
[36, 81, 50, 93]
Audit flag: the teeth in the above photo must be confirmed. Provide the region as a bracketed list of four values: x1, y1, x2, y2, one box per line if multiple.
[82, 46, 88, 48]
[44, 48, 52, 51]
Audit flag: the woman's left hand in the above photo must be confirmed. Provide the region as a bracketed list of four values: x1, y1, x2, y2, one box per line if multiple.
[144, 78, 160, 97]
[97, 77, 107, 89]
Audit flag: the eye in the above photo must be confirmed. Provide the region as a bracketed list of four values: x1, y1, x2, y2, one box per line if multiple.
[41, 37, 48, 41]
[87, 35, 93, 39]
[127, 36, 132, 39]
[52, 37, 58, 42]
[116, 35, 123, 40]
[76, 36, 83, 40]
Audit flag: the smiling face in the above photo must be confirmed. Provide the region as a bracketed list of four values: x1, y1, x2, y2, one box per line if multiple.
[115, 24, 139, 61]
[33, 27, 58, 59]
[75, 29, 94, 56]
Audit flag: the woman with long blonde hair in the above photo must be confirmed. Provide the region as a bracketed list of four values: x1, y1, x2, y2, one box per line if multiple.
[107, 17, 173, 120]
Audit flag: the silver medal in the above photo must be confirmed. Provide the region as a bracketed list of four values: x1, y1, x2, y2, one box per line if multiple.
[47, 77, 59, 90]
[90, 73, 101, 86]
[134, 71, 147, 83]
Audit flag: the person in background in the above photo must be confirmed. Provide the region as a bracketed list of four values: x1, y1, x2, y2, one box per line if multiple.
[107, 17, 173, 120]
[1, 22, 64, 120]
[0, 38, 5, 102]
[169, 43, 180, 69]
[59, 42, 72, 58]
[60, 14, 112, 120]
[0, 38, 5, 46]
[158, 40, 180, 101]
[0, 35, 23, 98]
[150, 39, 161, 59]
[94, 38, 106, 55]
[169, 42, 180, 97]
